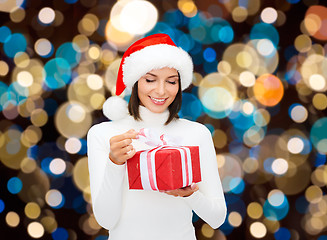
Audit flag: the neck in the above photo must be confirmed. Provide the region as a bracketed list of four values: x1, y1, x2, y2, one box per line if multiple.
[137, 105, 170, 126]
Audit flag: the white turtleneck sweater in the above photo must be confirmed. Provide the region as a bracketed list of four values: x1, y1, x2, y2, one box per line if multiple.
[87, 106, 226, 240]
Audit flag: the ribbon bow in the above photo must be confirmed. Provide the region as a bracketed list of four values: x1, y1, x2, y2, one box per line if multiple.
[137, 128, 181, 147]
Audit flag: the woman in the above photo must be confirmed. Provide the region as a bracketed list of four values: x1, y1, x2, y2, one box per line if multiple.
[87, 33, 226, 240]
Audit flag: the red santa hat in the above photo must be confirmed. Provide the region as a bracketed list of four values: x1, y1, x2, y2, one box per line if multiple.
[103, 33, 194, 120]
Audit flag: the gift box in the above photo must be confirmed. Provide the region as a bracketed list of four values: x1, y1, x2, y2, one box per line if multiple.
[127, 146, 201, 191]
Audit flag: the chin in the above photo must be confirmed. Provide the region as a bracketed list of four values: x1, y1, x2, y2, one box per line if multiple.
[148, 106, 168, 113]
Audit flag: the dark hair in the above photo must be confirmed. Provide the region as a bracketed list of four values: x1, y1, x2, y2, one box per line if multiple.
[128, 74, 182, 125]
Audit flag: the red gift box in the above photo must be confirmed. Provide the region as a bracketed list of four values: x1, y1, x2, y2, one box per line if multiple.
[127, 146, 201, 191]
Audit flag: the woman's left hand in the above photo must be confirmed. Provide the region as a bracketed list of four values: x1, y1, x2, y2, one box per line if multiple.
[164, 183, 199, 197]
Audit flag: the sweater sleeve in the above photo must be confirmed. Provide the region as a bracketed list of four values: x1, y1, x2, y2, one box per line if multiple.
[87, 125, 126, 230]
[183, 125, 227, 229]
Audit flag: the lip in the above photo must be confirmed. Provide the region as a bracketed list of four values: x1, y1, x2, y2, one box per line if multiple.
[149, 96, 168, 105]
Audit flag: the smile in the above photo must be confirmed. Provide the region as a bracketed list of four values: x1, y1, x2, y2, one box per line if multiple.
[149, 96, 168, 105]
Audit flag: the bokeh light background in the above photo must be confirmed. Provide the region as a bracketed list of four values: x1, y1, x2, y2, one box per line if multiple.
[1, 0, 327, 239]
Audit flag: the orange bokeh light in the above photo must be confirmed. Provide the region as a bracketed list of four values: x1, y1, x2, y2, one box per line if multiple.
[253, 74, 284, 106]
[305, 5, 327, 41]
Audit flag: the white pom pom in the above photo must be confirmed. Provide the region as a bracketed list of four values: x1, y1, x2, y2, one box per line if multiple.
[102, 96, 128, 120]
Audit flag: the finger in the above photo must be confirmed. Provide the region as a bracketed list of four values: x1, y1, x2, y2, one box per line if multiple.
[115, 144, 134, 158]
[110, 147, 136, 164]
[110, 136, 132, 148]
[112, 130, 138, 142]
[116, 138, 133, 149]
[123, 148, 136, 161]
[165, 191, 178, 197]
[122, 144, 134, 152]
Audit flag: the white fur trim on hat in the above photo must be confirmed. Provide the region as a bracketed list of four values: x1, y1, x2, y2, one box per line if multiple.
[122, 44, 193, 90]
[102, 96, 128, 120]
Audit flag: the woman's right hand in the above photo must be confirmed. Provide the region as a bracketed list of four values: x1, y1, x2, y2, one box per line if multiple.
[109, 129, 139, 165]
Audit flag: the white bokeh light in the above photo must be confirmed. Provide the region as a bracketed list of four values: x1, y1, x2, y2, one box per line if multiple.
[261, 7, 278, 24]
[287, 137, 304, 154]
[45, 189, 63, 208]
[87, 74, 103, 90]
[271, 158, 288, 175]
[110, 0, 158, 35]
[268, 189, 285, 207]
[257, 39, 275, 57]
[27, 221, 44, 238]
[35, 38, 52, 57]
[49, 158, 66, 175]
[239, 71, 255, 87]
[309, 74, 326, 91]
[250, 222, 267, 238]
[17, 71, 33, 87]
[38, 7, 55, 25]
[290, 105, 308, 123]
[67, 103, 86, 123]
[65, 137, 82, 154]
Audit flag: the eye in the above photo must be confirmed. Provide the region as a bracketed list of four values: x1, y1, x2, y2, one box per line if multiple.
[167, 80, 177, 85]
[146, 79, 155, 83]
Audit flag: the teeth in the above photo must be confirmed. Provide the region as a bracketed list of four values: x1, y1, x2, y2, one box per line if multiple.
[150, 96, 166, 102]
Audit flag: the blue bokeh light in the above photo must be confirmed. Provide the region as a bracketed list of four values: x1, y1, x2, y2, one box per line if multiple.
[176, 33, 194, 52]
[229, 177, 245, 194]
[56, 42, 81, 68]
[0, 26, 11, 43]
[41, 157, 53, 175]
[0, 199, 5, 213]
[310, 117, 327, 154]
[286, 0, 300, 3]
[250, 23, 279, 46]
[52, 227, 69, 240]
[203, 59, 218, 73]
[295, 196, 309, 214]
[219, 26, 234, 43]
[314, 152, 326, 167]
[64, 0, 78, 4]
[95, 236, 109, 240]
[163, 9, 186, 28]
[78, 138, 88, 155]
[0, 82, 9, 111]
[44, 58, 72, 89]
[203, 47, 216, 62]
[146, 22, 175, 39]
[3, 33, 27, 58]
[72, 195, 87, 214]
[180, 93, 203, 121]
[7, 177, 23, 194]
[274, 227, 291, 240]
[263, 193, 289, 221]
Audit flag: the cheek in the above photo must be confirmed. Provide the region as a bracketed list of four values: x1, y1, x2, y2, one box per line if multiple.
[138, 81, 149, 96]
[169, 85, 179, 97]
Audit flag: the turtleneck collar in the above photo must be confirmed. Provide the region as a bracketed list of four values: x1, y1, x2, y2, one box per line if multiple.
[137, 105, 170, 126]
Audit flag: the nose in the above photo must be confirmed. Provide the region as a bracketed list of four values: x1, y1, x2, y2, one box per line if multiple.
[155, 80, 165, 96]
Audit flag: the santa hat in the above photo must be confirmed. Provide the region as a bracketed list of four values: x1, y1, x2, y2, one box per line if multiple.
[103, 33, 194, 120]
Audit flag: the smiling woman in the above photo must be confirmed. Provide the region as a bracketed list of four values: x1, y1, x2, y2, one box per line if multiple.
[87, 34, 226, 240]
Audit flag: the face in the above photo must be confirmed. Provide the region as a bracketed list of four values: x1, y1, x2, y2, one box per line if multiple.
[137, 67, 179, 113]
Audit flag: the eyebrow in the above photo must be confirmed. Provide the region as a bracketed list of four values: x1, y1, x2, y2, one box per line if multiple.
[146, 73, 179, 78]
